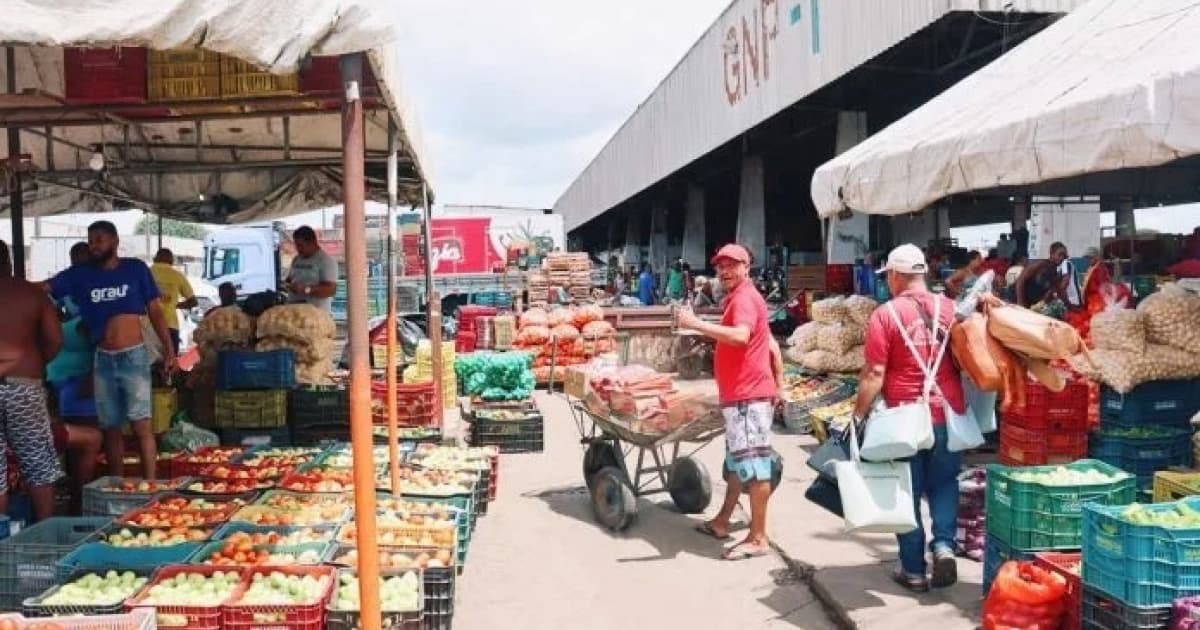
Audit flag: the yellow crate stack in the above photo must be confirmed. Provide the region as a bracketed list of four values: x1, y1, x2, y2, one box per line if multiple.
[147, 48, 298, 102]
[220, 56, 298, 99]
[404, 340, 457, 410]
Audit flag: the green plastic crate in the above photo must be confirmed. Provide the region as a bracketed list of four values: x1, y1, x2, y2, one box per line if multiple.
[986, 459, 1136, 551]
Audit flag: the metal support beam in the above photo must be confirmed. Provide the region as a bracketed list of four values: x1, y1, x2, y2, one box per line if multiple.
[385, 116, 400, 495]
[38, 156, 391, 178]
[339, 52, 382, 630]
[6, 46, 24, 278]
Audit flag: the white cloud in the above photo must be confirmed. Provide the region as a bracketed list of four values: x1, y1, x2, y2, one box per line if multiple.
[393, 0, 731, 208]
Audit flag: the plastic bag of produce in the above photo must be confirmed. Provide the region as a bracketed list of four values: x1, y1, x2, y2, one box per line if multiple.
[811, 297, 847, 324]
[581, 320, 614, 337]
[951, 313, 1001, 391]
[982, 561, 1067, 630]
[832, 346, 865, 373]
[547, 307, 574, 328]
[816, 323, 864, 354]
[843, 295, 878, 327]
[987, 331, 1026, 410]
[987, 304, 1085, 360]
[787, 322, 821, 352]
[195, 306, 255, 346]
[1069, 344, 1200, 393]
[520, 308, 548, 328]
[256, 336, 333, 365]
[161, 418, 219, 453]
[1139, 283, 1200, 354]
[800, 350, 834, 372]
[574, 304, 604, 328]
[257, 303, 336, 342]
[1090, 306, 1146, 354]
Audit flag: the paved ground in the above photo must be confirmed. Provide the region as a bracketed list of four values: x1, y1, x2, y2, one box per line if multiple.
[452, 390, 983, 630]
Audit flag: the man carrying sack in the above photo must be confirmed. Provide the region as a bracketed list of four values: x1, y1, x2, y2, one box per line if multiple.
[852, 243, 966, 592]
[677, 243, 781, 561]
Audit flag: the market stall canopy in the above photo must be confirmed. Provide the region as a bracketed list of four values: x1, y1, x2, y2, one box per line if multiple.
[810, 0, 1200, 219]
[0, 0, 434, 223]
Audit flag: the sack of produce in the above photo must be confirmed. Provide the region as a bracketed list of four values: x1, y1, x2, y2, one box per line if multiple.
[951, 313, 1001, 391]
[987, 332, 1026, 410]
[257, 303, 335, 342]
[843, 295, 878, 328]
[801, 350, 834, 372]
[982, 561, 1067, 629]
[547, 307, 574, 328]
[784, 344, 807, 365]
[787, 322, 821, 352]
[1090, 306, 1146, 354]
[195, 306, 255, 346]
[1023, 357, 1066, 393]
[573, 304, 604, 328]
[581, 320, 614, 338]
[987, 304, 1084, 360]
[1138, 283, 1200, 354]
[520, 307, 549, 328]
[1069, 343, 1200, 393]
[810, 297, 847, 324]
[256, 336, 333, 365]
[296, 363, 333, 386]
[515, 325, 551, 346]
[816, 323, 864, 354]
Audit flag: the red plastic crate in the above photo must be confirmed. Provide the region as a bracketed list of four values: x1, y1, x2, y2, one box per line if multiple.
[825, 264, 854, 295]
[126, 564, 247, 630]
[998, 423, 1088, 466]
[171, 447, 247, 478]
[63, 46, 148, 104]
[298, 56, 380, 96]
[119, 506, 232, 528]
[1003, 377, 1091, 431]
[224, 565, 335, 630]
[1034, 552, 1082, 630]
[198, 462, 290, 484]
[488, 453, 499, 501]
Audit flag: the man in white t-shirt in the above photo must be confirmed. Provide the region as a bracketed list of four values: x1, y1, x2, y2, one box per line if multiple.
[285, 226, 338, 313]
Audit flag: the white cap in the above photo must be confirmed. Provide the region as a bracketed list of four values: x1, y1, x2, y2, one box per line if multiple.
[878, 243, 928, 275]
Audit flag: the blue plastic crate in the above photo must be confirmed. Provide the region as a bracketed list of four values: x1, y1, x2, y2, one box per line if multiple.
[1082, 497, 1200, 608]
[216, 349, 296, 390]
[55, 375, 97, 418]
[982, 533, 1038, 596]
[1089, 426, 1193, 489]
[212, 521, 337, 543]
[1101, 380, 1200, 426]
[56, 541, 203, 581]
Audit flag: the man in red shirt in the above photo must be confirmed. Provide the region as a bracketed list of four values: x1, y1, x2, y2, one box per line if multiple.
[678, 243, 781, 561]
[852, 243, 965, 592]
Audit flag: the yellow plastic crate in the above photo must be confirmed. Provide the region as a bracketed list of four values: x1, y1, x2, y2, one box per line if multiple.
[1152, 470, 1200, 502]
[147, 48, 221, 101]
[122, 387, 176, 435]
[220, 57, 298, 99]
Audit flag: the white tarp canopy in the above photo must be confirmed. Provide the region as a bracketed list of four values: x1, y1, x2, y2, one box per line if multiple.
[811, 0, 1200, 219]
[0, 0, 434, 223]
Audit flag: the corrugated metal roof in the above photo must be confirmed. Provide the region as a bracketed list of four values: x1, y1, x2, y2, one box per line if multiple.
[555, 0, 1087, 232]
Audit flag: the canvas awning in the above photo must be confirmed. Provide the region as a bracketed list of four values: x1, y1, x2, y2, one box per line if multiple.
[0, 0, 434, 223]
[811, 0, 1200, 219]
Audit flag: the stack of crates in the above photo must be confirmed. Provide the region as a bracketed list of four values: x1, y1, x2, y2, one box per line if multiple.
[1082, 496, 1200, 629]
[1090, 379, 1198, 493]
[406, 340, 457, 411]
[983, 460, 1135, 598]
[214, 349, 294, 445]
[0, 518, 110, 608]
[998, 377, 1091, 466]
[289, 386, 350, 447]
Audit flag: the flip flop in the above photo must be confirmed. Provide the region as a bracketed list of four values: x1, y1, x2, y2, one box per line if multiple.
[722, 543, 770, 561]
[694, 522, 732, 541]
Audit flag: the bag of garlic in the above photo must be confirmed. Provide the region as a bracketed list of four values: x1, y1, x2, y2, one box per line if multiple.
[810, 297, 848, 324]
[255, 336, 334, 365]
[801, 350, 835, 372]
[194, 306, 255, 346]
[831, 345, 865, 373]
[1090, 306, 1146, 354]
[256, 303, 336, 343]
[787, 322, 821, 352]
[843, 295, 879, 327]
[784, 344, 808, 365]
[1069, 343, 1200, 394]
[816, 322, 864, 354]
[1138, 283, 1200, 355]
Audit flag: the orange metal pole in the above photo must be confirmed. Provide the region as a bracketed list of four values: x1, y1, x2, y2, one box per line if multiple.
[385, 122, 401, 494]
[340, 52, 381, 630]
[421, 184, 445, 427]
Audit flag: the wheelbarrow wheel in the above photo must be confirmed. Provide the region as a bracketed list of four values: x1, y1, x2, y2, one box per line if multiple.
[583, 441, 621, 491]
[591, 466, 638, 531]
[668, 456, 712, 514]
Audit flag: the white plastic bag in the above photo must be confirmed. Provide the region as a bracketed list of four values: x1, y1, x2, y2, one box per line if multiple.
[962, 373, 998, 434]
[860, 399, 934, 461]
[835, 421, 919, 534]
[943, 399, 984, 452]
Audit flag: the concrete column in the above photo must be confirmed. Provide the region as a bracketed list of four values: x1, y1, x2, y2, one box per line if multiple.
[681, 183, 706, 267]
[648, 200, 669, 273]
[606, 219, 622, 261]
[736, 154, 766, 264]
[827, 112, 870, 263]
[835, 111, 868, 154]
[1012, 197, 1030, 230]
[622, 208, 642, 267]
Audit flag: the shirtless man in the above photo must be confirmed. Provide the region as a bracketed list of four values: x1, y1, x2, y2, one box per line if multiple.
[0, 240, 65, 520]
[48, 221, 175, 479]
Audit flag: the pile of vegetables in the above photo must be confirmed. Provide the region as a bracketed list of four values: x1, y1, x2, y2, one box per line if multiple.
[191, 307, 256, 385]
[1120, 501, 1200, 528]
[455, 351, 535, 401]
[512, 306, 616, 381]
[255, 305, 337, 385]
[1007, 466, 1128, 485]
[982, 561, 1068, 629]
[784, 297, 872, 373]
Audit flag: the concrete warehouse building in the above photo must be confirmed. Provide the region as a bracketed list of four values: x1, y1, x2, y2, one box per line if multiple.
[556, 0, 1087, 270]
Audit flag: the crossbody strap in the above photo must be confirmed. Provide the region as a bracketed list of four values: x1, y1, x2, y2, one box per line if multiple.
[885, 297, 951, 399]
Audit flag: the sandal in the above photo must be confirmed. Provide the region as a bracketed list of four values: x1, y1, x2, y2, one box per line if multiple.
[694, 522, 732, 541]
[722, 543, 770, 561]
[892, 569, 930, 593]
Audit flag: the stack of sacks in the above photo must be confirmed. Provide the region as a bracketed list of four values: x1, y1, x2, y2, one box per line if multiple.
[190, 306, 255, 386]
[404, 340, 457, 409]
[1069, 283, 1200, 393]
[784, 296, 875, 373]
[514, 306, 612, 381]
[254, 304, 336, 385]
[586, 365, 707, 434]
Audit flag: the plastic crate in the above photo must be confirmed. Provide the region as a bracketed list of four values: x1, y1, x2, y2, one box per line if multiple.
[373, 505, 469, 568]
[998, 423, 1088, 466]
[469, 413, 544, 453]
[63, 46, 148, 105]
[214, 390, 289, 429]
[170, 447, 247, 478]
[1002, 377, 1091, 431]
[126, 564, 245, 630]
[1101, 379, 1200, 426]
[217, 350, 296, 391]
[220, 56, 298, 99]
[117, 506, 230, 529]
[291, 425, 350, 447]
[82, 477, 185, 517]
[56, 540, 200, 581]
[326, 568, 423, 630]
[1154, 471, 1200, 502]
[289, 387, 349, 428]
[1034, 552, 1082, 630]
[1081, 585, 1173, 630]
[1082, 496, 1200, 607]
[223, 565, 335, 630]
[982, 534, 1037, 595]
[147, 48, 222, 102]
[0, 517, 111, 608]
[8, 608, 156, 630]
[212, 522, 336, 545]
[23, 568, 152, 617]
[986, 460, 1136, 551]
[252, 490, 351, 511]
[1089, 426, 1193, 490]
[230, 504, 351, 528]
[188, 540, 331, 566]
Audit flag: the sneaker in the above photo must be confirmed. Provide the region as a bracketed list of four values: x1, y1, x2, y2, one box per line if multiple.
[892, 568, 930, 593]
[931, 548, 958, 588]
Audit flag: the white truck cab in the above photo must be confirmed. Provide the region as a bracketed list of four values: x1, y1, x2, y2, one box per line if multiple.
[203, 223, 286, 296]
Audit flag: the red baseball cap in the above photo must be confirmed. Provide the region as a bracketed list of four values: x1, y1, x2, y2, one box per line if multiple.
[711, 244, 752, 266]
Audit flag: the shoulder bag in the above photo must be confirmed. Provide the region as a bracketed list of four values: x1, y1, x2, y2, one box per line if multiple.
[834, 419, 919, 534]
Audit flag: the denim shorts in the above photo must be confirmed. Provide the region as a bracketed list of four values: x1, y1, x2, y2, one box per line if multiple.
[94, 344, 152, 430]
